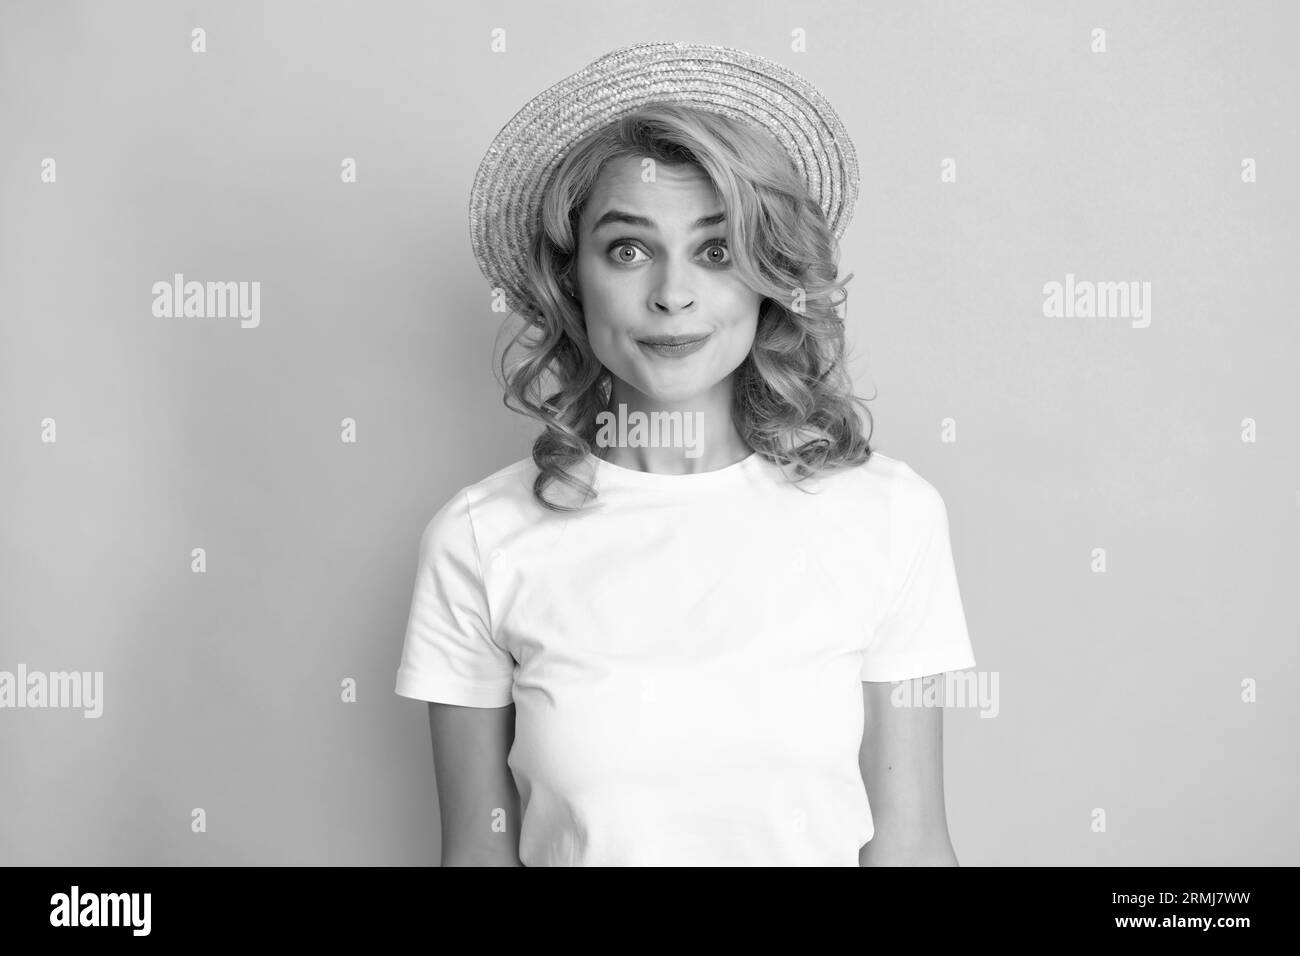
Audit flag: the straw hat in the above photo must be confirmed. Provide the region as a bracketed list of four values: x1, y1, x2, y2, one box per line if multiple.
[467, 40, 860, 316]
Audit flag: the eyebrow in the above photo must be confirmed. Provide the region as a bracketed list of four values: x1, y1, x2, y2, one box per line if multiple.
[588, 209, 727, 233]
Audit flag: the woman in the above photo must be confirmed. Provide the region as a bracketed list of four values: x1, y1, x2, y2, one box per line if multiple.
[395, 42, 976, 866]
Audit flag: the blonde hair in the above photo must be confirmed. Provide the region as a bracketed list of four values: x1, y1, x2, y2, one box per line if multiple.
[494, 102, 875, 511]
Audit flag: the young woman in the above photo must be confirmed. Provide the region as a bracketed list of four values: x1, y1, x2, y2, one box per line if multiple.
[395, 42, 976, 866]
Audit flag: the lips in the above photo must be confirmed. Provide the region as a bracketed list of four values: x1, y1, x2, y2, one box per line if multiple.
[636, 333, 710, 346]
[636, 332, 712, 358]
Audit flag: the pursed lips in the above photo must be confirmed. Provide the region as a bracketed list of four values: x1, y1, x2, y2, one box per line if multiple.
[636, 333, 711, 345]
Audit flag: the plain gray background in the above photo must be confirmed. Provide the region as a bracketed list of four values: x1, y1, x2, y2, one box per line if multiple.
[2, 0, 1296, 866]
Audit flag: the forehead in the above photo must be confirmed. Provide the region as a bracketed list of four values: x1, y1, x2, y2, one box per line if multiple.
[582, 156, 722, 226]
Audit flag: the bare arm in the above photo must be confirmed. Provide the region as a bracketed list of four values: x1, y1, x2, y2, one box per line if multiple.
[858, 677, 960, 866]
[427, 701, 523, 866]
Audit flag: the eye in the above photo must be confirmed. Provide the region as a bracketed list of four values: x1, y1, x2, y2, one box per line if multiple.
[702, 241, 730, 265]
[608, 242, 649, 264]
[605, 239, 731, 267]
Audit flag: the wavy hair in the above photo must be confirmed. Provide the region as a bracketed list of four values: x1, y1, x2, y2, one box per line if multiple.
[493, 102, 875, 512]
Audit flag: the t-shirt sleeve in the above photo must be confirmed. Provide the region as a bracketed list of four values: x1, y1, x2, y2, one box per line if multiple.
[394, 488, 515, 707]
[860, 464, 976, 682]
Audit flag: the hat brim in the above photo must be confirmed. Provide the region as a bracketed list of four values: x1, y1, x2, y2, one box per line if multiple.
[468, 41, 860, 316]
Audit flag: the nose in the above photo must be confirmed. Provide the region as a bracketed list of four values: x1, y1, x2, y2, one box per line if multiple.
[649, 258, 695, 314]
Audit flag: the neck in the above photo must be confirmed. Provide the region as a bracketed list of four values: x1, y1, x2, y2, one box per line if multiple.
[594, 377, 750, 475]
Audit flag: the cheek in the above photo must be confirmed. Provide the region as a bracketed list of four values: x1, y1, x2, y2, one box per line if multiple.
[575, 258, 625, 322]
[584, 274, 640, 321]
[720, 315, 760, 365]
[719, 291, 762, 341]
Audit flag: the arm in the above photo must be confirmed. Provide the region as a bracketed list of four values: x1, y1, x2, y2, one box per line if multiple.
[427, 701, 524, 866]
[858, 676, 960, 866]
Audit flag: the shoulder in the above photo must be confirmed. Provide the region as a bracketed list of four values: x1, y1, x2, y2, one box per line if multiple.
[460, 455, 541, 509]
[830, 451, 949, 535]
[816, 450, 939, 507]
[877, 453, 947, 516]
[417, 455, 545, 548]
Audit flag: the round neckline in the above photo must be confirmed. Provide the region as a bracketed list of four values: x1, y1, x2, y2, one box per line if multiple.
[584, 449, 764, 489]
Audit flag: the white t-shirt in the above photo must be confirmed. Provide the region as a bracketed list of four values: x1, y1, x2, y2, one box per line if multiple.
[394, 449, 976, 866]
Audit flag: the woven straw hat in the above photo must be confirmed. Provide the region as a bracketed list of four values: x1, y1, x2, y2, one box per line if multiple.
[467, 40, 859, 316]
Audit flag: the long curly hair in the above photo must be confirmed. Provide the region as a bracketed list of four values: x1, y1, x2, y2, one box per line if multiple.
[493, 102, 875, 512]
